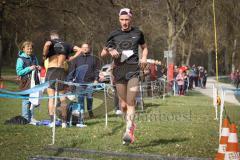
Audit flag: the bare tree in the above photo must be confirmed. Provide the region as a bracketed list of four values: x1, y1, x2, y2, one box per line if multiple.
[1, 0, 240, 75]
[166, 0, 200, 64]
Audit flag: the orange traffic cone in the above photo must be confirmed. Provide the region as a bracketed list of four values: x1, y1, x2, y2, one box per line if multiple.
[215, 118, 230, 160]
[224, 124, 239, 160]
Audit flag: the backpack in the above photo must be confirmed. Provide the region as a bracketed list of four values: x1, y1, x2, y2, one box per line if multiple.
[49, 39, 67, 55]
[53, 40, 65, 53]
[4, 115, 29, 125]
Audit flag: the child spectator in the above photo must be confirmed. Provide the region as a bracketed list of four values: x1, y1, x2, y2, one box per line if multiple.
[176, 69, 186, 95]
[16, 41, 41, 124]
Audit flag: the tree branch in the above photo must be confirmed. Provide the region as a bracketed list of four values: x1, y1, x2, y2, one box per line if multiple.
[166, 0, 175, 21]
[174, 16, 188, 38]
[173, 0, 200, 38]
[76, 15, 86, 26]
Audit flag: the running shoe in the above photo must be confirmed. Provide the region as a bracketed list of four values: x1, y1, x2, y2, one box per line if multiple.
[29, 118, 40, 125]
[48, 122, 55, 128]
[115, 110, 123, 115]
[122, 123, 136, 144]
[62, 122, 67, 128]
[76, 123, 87, 128]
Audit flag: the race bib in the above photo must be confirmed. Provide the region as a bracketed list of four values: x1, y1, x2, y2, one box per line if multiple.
[121, 50, 134, 62]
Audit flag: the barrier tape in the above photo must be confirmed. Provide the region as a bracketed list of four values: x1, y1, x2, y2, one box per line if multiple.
[0, 80, 107, 99]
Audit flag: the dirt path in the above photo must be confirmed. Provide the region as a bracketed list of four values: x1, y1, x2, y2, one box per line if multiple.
[195, 77, 239, 105]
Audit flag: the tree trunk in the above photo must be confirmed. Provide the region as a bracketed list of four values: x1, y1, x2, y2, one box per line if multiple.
[167, 25, 177, 64]
[166, 0, 189, 65]
[186, 31, 194, 66]
[181, 40, 185, 65]
[167, 1, 176, 64]
[185, 43, 192, 66]
[231, 39, 237, 72]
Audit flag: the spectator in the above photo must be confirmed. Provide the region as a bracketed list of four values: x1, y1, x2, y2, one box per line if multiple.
[156, 61, 163, 79]
[16, 40, 41, 124]
[188, 67, 195, 89]
[236, 69, 240, 88]
[199, 67, 205, 88]
[70, 43, 100, 122]
[176, 69, 187, 95]
[203, 69, 208, 88]
[99, 68, 122, 115]
[173, 65, 179, 95]
[184, 69, 189, 92]
[149, 60, 157, 81]
[143, 63, 151, 97]
[192, 64, 199, 87]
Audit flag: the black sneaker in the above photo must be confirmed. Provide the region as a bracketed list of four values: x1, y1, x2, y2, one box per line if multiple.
[88, 111, 95, 119]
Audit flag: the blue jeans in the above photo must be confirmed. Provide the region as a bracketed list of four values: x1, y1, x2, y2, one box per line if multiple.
[77, 85, 93, 113]
[22, 99, 34, 122]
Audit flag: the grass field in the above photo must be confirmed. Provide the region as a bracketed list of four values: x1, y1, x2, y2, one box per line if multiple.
[0, 81, 240, 160]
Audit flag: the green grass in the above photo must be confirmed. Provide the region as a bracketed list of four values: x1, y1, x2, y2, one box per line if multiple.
[0, 82, 240, 160]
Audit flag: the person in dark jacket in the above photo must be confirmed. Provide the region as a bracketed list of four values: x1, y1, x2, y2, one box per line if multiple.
[70, 43, 100, 125]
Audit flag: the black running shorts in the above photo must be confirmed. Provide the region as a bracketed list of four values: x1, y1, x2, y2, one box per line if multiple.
[45, 67, 66, 91]
[112, 63, 139, 84]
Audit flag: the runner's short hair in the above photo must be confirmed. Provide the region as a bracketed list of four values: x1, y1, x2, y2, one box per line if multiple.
[49, 30, 59, 37]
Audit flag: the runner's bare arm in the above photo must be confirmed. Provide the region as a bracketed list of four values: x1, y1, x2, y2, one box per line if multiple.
[100, 48, 108, 57]
[42, 41, 52, 60]
[140, 43, 148, 70]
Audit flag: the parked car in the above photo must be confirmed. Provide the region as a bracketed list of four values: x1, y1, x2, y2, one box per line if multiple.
[99, 64, 112, 83]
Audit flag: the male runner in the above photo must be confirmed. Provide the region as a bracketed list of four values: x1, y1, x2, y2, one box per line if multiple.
[101, 8, 148, 144]
[43, 31, 82, 128]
